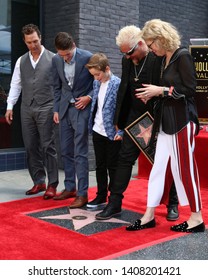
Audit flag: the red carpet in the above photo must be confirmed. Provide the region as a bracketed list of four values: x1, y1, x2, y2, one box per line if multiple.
[0, 179, 207, 260]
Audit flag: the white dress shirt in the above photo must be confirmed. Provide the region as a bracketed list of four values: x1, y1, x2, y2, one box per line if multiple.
[64, 48, 76, 103]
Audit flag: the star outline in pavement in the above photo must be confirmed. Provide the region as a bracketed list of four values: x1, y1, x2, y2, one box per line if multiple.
[40, 208, 129, 231]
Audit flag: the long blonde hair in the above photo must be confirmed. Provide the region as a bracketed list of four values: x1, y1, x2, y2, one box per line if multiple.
[141, 19, 181, 51]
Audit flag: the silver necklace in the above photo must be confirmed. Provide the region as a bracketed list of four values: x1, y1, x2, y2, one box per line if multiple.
[134, 54, 148, 82]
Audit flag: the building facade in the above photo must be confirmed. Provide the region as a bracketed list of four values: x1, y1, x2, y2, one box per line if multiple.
[0, 0, 208, 171]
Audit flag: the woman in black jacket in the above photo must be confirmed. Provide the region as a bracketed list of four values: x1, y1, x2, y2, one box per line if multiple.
[127, 19, 204, 233]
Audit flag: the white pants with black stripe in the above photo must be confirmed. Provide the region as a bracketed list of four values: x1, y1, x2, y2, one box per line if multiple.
[147, 122, 202, 212]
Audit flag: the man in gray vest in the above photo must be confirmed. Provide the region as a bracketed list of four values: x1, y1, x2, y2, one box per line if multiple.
[5, 24, 59, 199]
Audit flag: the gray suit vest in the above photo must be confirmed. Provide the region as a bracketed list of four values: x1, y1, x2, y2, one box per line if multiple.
[20, 49, 54, 106]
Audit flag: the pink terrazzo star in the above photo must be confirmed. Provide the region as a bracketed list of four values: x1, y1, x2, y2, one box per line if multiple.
[41, 208, 128, 230]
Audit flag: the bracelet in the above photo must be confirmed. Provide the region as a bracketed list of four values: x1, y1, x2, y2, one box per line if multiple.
[162, 86, 173, 97]
[163, 87, 169, 97]
[87, 95, 92, 100]
[169, 86, 174, 96]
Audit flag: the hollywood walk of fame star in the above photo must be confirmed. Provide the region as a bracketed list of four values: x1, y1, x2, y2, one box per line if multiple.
[40, 208, 129, 231]
[136, 123, 153, 145]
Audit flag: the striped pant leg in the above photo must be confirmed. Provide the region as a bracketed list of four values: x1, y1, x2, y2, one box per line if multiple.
[172, 122, 202, 212]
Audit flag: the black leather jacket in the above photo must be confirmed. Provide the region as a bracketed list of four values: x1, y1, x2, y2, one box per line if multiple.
[114, 52, 162, 129]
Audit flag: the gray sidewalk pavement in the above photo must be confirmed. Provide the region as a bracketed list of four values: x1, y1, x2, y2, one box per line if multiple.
[0, 161, 138, 203]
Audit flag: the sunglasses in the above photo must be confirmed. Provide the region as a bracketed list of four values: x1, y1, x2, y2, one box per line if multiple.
[122, 42, 138, 56]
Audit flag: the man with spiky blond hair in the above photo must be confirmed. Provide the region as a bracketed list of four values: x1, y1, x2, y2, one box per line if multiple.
[96, 25, 179, 221]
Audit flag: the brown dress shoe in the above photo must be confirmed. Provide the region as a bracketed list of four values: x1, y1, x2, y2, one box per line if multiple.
[25, 183, 46, 195]
[69, 196, 88, 209]
[53, 190, 76, 200]
[43, 185, 56, 200]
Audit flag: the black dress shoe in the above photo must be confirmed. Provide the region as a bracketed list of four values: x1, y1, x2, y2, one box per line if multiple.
[166, 206, 179, 221]
[95, 204, 121, 220]
[170, 221, 205, 233]
[126, 219, 156, 231]
[86, 196, 107, 208]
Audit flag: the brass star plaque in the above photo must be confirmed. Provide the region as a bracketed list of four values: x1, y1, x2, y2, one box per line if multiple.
[125, 111, 156, 164]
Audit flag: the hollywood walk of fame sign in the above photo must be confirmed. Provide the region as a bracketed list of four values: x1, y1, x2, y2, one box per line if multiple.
[189, 45, 208, 123]
[125, 111, 156, 164]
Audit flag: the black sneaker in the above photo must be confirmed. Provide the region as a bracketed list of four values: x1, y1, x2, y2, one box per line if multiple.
[166, 206, 179, 221]
[86, 196, 107, 208]
[95, 204, 121, 220]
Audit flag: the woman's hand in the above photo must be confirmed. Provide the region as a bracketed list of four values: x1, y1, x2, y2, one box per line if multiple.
[135, 84, 163, 103]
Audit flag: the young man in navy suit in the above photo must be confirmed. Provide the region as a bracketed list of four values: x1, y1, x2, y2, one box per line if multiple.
[52, 32, 93, 208]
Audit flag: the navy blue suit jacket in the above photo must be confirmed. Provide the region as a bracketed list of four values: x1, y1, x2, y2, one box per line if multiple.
[52, 48, 93, 119]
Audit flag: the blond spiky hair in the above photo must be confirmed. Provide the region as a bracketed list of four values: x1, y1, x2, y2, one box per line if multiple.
[116, 25, 142, 48]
